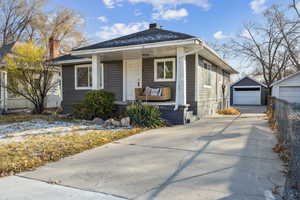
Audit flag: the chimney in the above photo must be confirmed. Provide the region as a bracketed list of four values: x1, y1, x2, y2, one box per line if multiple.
[49, 37, 60, 59]
[149, 23, 161, 29]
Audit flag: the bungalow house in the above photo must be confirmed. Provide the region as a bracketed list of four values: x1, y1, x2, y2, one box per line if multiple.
[53, 23, 238, 124]
[0, 40, 62, 112]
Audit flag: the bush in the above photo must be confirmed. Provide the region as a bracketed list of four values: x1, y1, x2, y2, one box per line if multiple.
[217, 108, 240, 115]
[72, 90, 115, 120]
[126, 104, 165, 128]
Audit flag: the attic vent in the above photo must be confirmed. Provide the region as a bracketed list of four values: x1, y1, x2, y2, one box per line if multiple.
[149, 23, 161, 29]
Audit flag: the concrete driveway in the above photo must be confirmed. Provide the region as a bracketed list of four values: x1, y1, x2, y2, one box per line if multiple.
[0, 106, 283, 200]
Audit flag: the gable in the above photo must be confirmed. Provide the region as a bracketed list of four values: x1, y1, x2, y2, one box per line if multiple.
[278, 72, 300, 86]
[233, 77, 264, 87]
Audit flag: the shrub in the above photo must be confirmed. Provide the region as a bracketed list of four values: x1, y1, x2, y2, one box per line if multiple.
[217, 108, 240, 115]
[126, 104, 165, 128]
[72, 90, 115, 120]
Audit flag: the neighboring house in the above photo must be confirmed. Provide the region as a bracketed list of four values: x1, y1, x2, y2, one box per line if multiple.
[53, 23, 238, 124]
[0, 40, 62, 112]
[271, 71, 300, 104]
[230, 76, 268, 106]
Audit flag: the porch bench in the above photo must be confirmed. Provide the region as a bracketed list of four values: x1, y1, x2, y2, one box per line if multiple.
[135, 87, 171, 101]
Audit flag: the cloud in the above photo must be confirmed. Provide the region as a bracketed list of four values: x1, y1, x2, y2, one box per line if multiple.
[128, 0, 210, 10]
[102, 0, 122, 8]
[98, 16, 108, 22]
[152, 8, 188, 20]
[96, 22, 148, 40]
[250, 0, 267, 14]
[102, 0, 210, 10]
[213, 31, 229, 40]
[240, 29, 252, 39]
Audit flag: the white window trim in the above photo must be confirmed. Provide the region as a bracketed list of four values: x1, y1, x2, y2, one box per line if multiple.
[154, 58, 176, 82]
[203, 60, 212, 88]
[75, 64, 92, 90]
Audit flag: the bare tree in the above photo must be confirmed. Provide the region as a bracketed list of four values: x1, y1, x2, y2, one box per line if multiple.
[0, 0, 45, 45]
[291, 0, 300, 18]
[28, 7, 87, 54]
[231, 19, 290, 89]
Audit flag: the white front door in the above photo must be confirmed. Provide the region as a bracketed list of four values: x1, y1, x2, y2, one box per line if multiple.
[124, 59, 142, 101]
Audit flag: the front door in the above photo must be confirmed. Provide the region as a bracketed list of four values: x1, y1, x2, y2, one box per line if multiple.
[124, 59, 142, 101]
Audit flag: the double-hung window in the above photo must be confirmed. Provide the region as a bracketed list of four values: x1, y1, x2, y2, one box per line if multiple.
[154, 58, 176, 82]
[203, 61, 212, 87]
[75, 65, 92, 90]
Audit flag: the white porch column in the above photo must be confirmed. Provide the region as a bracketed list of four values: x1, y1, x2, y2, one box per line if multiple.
[92, 54, 101, 90]
[175, 47, 187, 109]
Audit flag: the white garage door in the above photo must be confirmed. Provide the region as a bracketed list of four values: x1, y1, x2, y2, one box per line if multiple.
[233, 89, 261, 105]
[279, 87, 300, 104]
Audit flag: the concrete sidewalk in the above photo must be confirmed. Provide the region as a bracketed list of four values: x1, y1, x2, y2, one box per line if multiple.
[0, 106, 284, 200]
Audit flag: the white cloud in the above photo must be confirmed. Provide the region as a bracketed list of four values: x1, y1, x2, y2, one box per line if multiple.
[96, 22, 148, 40]
[152, 8, 188, 20]
[129, 0, 210, 10]
[250, 0, 267, 14]
[98, 16, 108, 22]
[213, 31, 229, 40]
[240, 29, 252, 39]
[102, 0, 122, 8]
[102, 0, 210, 10]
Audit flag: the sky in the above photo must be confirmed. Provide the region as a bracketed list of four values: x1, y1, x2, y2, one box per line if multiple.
[46, 0, 290, 75]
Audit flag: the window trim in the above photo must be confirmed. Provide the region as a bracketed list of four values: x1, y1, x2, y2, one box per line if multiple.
[203, 61, 212, 88]
[75, 64, 92, 90]
[154, 58, 176, 82]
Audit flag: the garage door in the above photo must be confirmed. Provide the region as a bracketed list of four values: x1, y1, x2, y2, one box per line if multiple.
[279, 86, 300, 104]
[233, 88, 261, 105]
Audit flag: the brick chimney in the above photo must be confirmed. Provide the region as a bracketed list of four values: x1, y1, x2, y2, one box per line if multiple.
[149, 23, 161, 29]
[49, 37, 60, 59]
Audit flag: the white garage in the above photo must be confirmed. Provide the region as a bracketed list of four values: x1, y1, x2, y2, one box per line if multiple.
[233, 87, 261, 105]
[231, 76, 268, 106]
[272, 71, 300, 104]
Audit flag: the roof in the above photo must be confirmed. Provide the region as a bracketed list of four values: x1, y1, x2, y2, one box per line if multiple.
[231, 76, 267, 88]
[74, 27, 195, 51]
[51, 54, 91, 65]
[271, 71, 300, 87]
[0, 42, 15, 66]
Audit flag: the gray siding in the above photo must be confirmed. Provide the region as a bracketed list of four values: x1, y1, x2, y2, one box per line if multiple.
[103, 61, 123, 101]
[196, 56, 231, 118]
[142, 57, 177, 100]
[61, 61, 123, 113]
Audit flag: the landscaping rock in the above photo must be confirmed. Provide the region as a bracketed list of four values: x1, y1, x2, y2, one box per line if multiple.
[121, 117, 130, 127]
[111, 120, 121, 127]
[92, 118, 104, 125]
[104, 119, 114, 127]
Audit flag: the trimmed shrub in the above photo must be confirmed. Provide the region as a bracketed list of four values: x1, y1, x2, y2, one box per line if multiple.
[126, 104, 165, 128]
[217, 108, 240, 115]
[72, 90, 115, 120]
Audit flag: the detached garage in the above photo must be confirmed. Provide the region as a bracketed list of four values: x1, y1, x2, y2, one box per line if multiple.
[230, 76, 268, 105]
[271, 71, 300, 104]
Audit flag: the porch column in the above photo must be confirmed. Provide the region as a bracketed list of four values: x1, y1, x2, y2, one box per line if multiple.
[92, 54, 101, 90]
[175, 47, 186, 109]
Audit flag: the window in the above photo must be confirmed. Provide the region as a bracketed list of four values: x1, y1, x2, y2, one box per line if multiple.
[204, 62, 212, 87]
[75, 65, 92, 89]
[154, 58, 176, 82]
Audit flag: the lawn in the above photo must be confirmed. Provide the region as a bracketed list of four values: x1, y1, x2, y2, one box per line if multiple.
[0, 128, 145, 177]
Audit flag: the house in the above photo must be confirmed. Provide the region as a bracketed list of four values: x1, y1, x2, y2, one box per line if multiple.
[271, 71, 300, 104]
[53, 23, 238, 124]
[230, 76, 268, 106]
[0, 40, 62, 112]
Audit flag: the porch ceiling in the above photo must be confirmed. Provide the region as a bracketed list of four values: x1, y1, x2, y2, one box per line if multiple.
[81, 44, 197, 61]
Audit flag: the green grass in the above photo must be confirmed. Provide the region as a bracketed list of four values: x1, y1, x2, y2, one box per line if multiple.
[0, 128, 145, 177]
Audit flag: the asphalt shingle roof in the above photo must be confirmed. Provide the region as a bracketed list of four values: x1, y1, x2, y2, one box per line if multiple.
[74, 27, 195, 51]
[51, 54, 87, 62]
